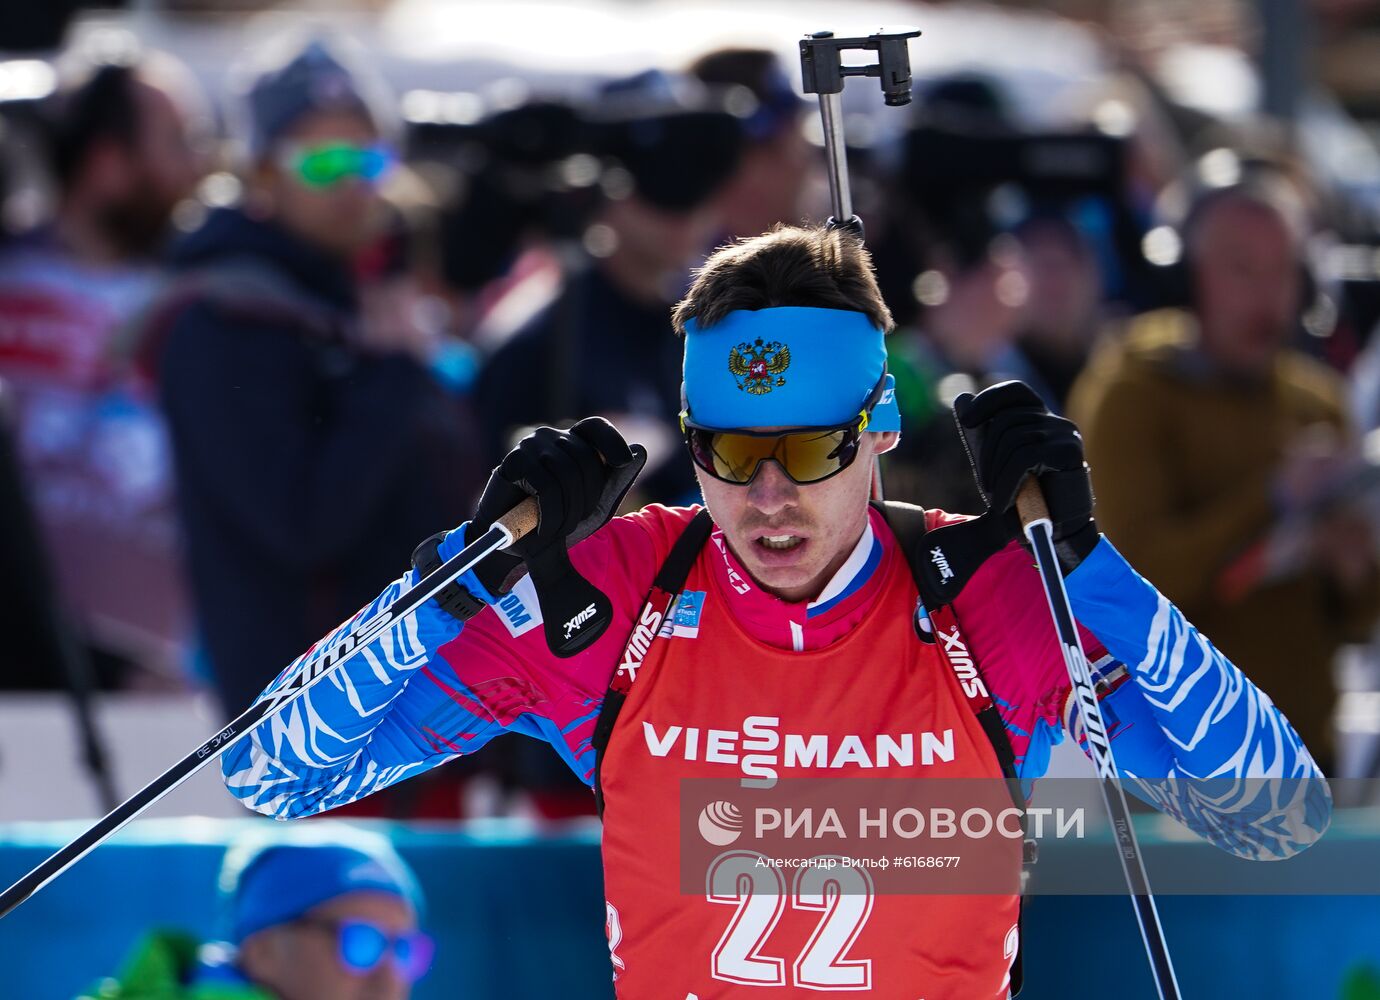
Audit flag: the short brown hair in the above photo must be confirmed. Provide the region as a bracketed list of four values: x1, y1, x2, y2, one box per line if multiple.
[672, 225, 894, 335]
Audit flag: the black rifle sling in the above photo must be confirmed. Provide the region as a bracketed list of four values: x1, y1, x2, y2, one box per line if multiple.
[591, 509, 713, 818]
[872, 500, 1028, 998]
[870, 501, 1027, 813]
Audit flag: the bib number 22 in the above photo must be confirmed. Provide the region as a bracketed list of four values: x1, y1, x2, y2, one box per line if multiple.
[706, 851, 874, 991]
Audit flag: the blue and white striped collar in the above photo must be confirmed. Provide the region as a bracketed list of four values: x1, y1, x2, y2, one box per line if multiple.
[807, 520, 884, 619]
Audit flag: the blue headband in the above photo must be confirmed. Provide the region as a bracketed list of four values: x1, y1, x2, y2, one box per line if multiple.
[682, 306, 898, 432]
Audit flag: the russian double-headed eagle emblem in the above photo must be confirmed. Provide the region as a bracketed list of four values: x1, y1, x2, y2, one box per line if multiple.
[728, 338, 790, 394]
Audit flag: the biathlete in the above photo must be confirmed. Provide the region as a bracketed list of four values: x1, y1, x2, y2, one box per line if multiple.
[223, 225, 1330, 999]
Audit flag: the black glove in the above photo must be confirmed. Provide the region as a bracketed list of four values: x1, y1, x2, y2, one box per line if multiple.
[470, 417, 647, 656]
[473, 417, 646, 561]
[952, 380, 1098, 573]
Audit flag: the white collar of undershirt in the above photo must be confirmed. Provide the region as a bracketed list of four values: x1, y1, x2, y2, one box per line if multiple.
[806, 519, 879, 616]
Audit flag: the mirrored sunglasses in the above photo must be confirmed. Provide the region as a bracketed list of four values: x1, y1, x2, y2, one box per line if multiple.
[682, 421, 866, 486]
[680, 374, 885, 486]
[298, 917, 435, 983]
[283, 142, 394, 189]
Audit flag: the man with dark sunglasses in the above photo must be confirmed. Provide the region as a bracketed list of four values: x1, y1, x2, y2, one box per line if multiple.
[223, 225, 1331, 998]
[81, 835, 433, 1000]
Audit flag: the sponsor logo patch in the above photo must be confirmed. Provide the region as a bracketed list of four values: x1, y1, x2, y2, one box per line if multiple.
[494, 574, 542, 638]
[938, 625, 988, 699]
[644, 716, 956, 782]
[930, 546, 954, 583]
[913, 600, 935, 644]
[563, 602, 598, 640]
[619, 602, 663, 682]
[670, 590, 706, 638]
[713, 534, 752, 594]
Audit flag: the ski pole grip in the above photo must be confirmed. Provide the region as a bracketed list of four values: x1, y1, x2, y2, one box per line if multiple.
[1016, 478, 1051, 529]
[497, 497, 541, 542]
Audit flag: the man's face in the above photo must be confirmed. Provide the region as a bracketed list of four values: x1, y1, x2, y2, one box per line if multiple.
[1019, 221, 1099, 350]
[88, 79, 204, 257]
[133, 81, 204, 220]
[922, 244, 1028, 372]
[257, 112, 387, 259]
[714, 124, 812, 239]
[598, 194, 720, 301]
[240, 891, 418, 1000]
[1193, 198, 1301, 376]
[694, 430, 898, 603]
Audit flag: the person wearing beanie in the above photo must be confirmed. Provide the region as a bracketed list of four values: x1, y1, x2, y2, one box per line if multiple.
[148, 37, 478, 719]
[79, 832, 433, 1000]
[233, 38, 392, 260]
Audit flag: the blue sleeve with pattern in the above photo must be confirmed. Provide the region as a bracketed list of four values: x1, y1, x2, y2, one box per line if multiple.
[219, 525, 549, 818]
[1059, 535, 1332, 860]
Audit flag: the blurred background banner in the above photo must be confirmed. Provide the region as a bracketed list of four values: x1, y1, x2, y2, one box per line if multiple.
[4, 0, 1380, 997]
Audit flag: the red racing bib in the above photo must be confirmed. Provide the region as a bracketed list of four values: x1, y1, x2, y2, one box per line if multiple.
[598, 534, 1020, 999]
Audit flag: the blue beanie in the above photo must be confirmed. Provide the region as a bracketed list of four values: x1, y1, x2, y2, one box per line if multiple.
[243, 40, 379, 158]
[219, 832, 424, 944]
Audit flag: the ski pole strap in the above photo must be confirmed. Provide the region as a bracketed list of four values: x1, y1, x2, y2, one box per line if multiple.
[592, 509, 714, 816]
[410, 531, 491, 621]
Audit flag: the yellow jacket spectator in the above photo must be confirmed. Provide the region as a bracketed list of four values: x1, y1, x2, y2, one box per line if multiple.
[1071, 301, 1380, 769]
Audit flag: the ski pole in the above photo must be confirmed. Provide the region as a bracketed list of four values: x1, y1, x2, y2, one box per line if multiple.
[0, 498, 539, 921]
[1016, 479, 1182, 1000]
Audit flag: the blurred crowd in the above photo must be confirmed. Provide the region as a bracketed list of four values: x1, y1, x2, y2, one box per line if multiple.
[5, 2, 1380, 821]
